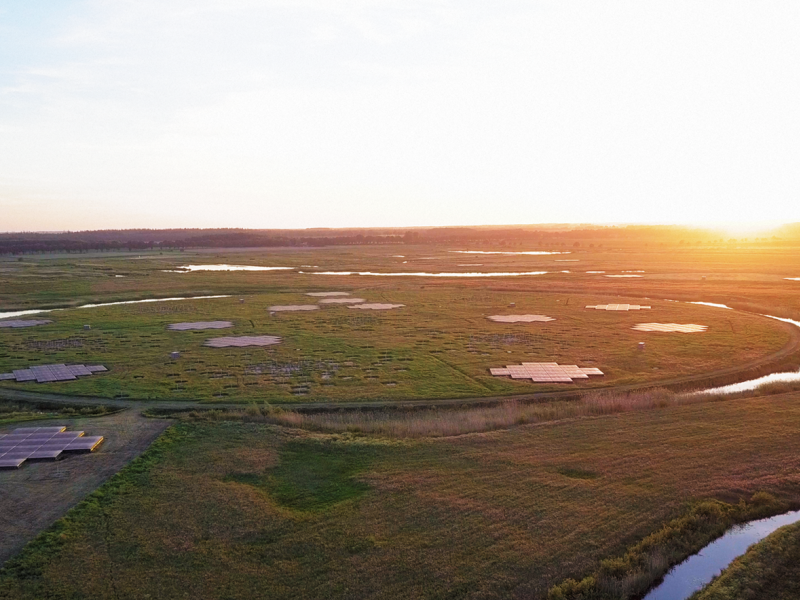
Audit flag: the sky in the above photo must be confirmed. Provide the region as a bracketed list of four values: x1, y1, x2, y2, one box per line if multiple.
[1, 1, 799, 232]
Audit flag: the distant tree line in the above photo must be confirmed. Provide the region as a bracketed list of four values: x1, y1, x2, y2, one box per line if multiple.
[0, 232, 416, 254]
[0, 223, 795, 254]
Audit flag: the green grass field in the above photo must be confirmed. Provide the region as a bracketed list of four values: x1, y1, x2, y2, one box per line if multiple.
[2, 391, 800, 599]
[0, 246, 794, 404]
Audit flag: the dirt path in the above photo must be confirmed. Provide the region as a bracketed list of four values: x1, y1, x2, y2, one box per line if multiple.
[0, 409, 171, 565]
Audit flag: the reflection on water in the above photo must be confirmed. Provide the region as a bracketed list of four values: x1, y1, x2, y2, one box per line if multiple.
[0, 296, 231, 320]
[785, 277, 800, 281]
[643, 511, 800, 600]
[765, 314, 800, 328]
[689, 301, 732, 309]
[696, 314, 800, 395]
[77, 296, 231, 309]
[448, 250, 569, 255]
[168, 264, 294, 272]
[699, 369, 800, 394]
[311, 271, 549, 277]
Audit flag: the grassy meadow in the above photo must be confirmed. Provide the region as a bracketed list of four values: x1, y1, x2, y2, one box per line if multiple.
[2, 391, 800, 599]
[0, 246, 795, 404]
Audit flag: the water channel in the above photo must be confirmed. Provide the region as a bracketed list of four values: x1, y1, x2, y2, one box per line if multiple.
[167, 264, 293, 272]
[0, 295, 231, 320]
[642, 510, 800, 600]
[310, 270, 549, 277]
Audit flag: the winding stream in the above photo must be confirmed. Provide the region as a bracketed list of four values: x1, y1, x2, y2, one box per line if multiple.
[310, 270, 549, 277]
[167, 264, 293, 272]
[693, 315, 800, 394]
[0, 295, 231, 320]
[643, 510, 800, 600]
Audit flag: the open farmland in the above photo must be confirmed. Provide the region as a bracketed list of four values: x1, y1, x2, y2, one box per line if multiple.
[2, 391, 800, 599]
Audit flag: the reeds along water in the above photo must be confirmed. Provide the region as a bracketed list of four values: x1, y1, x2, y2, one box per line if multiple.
[188, 387, 766, 438]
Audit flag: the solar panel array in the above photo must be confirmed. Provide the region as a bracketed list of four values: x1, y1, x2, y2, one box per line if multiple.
[318, 298, 365, 304]
[585, 304, 651, 311]
[0, 319, 53, 328]
[0, 364, 107, 383]
[348, 303, 405, 310]
[306, 292, 350, 297]
[268, 305, 320, 312]
[0, 426, 104, 469]
[487, 314, 555, 323]
[632, 323, 708, 333]
[168, 321, 233, 331]
[490, 362, 604, 383]
[204, 335, 282, 348]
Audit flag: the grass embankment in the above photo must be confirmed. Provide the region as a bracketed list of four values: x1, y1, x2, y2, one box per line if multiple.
[690, 521, 800, 600]
[2, 392, 800, 598]
[165, 382, 800, 438]
[0, 399, 114, 426]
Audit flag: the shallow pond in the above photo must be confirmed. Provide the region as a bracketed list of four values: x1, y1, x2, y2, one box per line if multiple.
[643, 510, 800, 600]
[168, 264, 293, 272]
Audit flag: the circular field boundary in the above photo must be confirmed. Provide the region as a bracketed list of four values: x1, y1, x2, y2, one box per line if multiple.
[1, 305, 799, 414]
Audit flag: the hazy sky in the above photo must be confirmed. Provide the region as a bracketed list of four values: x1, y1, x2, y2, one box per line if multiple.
[1, 1, 799, 231]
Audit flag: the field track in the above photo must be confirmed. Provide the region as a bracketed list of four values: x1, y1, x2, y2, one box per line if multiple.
[2, 307, 798, 413]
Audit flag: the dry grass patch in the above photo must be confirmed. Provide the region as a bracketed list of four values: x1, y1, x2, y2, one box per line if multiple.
[172, 387, 771, 438]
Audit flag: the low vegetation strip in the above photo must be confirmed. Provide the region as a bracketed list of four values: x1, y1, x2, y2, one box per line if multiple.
[547, 493, 789, 600]
[0, 399, 114, 426]
[690, 520, 800, 600]
[164, 383, 800, 438]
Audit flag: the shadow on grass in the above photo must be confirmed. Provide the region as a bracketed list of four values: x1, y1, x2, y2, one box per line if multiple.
[226, 439, 378, 512]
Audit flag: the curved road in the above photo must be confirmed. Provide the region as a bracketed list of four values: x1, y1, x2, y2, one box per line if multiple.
[1, 308, 799, 414]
